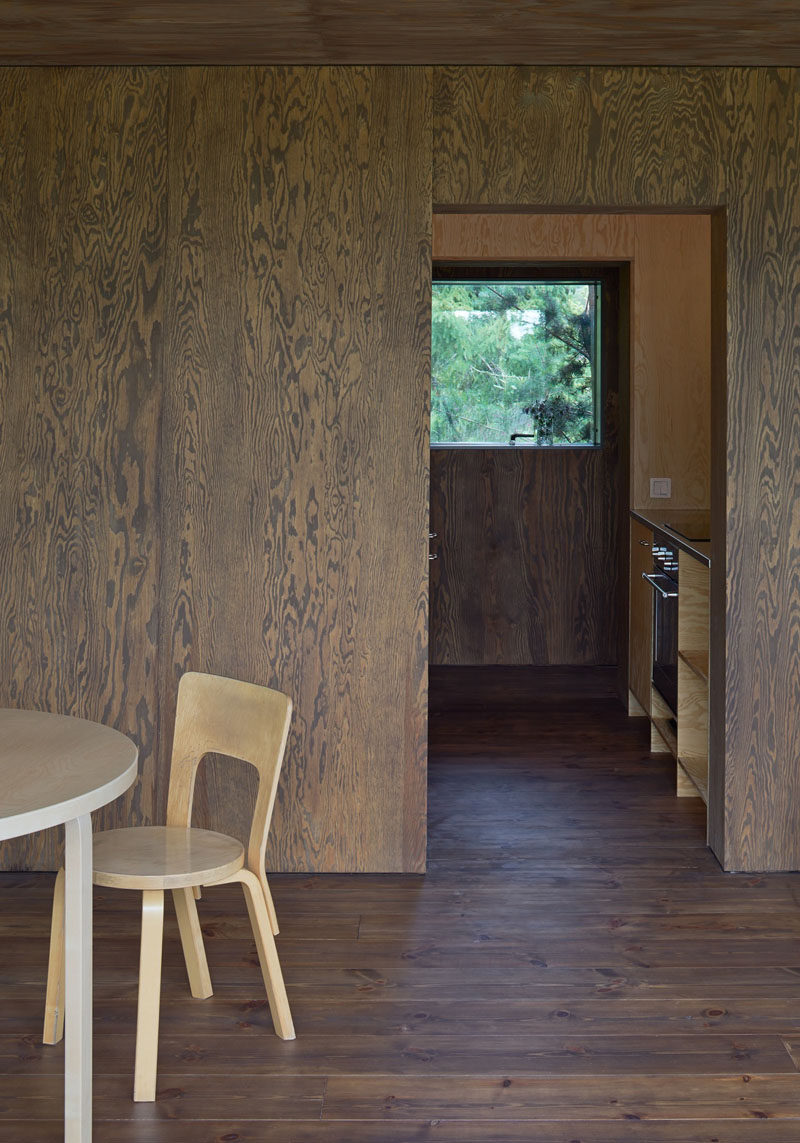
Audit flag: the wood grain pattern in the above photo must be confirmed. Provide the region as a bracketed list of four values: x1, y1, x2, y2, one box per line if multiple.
[677, 556, 710, 805]
[430, 448, 617, 665]
[4, 3, 800, 66]
[721, 68, 800, 870]
[433, 209, 635, 260]
[434, 67, 728, 208]
[632, 214, 711, 510]
[706, 209, 728, 856]
[160, 67, 431, 872]
[0, 67, 167, 869]
[628, 518, 652, 714]
[0, 63, 796, 874]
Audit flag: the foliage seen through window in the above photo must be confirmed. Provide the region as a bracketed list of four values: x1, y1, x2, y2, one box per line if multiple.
[431, 280, 601, 446]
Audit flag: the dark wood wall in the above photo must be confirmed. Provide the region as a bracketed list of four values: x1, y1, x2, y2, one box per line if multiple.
[0, 68, 167, 865]
[432, 66, 800, 872]
[430, 444, 618, 666]
[1, 65, 799, 872]
[0, 66, 430, 872]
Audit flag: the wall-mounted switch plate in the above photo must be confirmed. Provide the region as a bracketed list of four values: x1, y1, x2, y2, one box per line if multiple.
[650, 477, 672, 499]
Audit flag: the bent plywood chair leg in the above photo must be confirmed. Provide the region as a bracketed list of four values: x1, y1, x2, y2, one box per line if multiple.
[233, 869, 294, 1039]
[172, 886, 213, 999]
[134, 889, 165, 1102]
[259, 870, 279, 935]
[43, 867, 66, 1044]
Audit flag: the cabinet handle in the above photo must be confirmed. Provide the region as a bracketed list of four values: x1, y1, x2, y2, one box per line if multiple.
[429, 532, 438, 539]
[642, 571, 677, 599]
[429, 553, 438, 561]
[639, 539, 650, 547]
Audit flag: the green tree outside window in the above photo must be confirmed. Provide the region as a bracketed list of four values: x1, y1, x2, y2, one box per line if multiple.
[431, 281, 600, 446]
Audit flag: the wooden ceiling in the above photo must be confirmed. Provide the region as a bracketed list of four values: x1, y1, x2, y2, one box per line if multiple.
[1, 0, 799, 66]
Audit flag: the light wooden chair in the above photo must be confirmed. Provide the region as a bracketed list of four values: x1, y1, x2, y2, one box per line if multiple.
[43, 671, 295, 1101]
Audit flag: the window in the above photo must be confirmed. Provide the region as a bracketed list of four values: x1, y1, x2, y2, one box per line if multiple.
[431, 267, 605, 447]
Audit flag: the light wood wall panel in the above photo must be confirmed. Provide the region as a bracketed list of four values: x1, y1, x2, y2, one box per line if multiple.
[632, 214, 711, 511]
[0, 68, 168, 868]
[161, 67, 430, 872]
[433, 65, 800, 871]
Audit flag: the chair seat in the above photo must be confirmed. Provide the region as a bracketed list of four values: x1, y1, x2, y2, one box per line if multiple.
[92, 826, 245, 890]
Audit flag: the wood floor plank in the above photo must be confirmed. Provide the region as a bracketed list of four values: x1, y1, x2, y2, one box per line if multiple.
[322, 1072, 800, 1120]
[4, 666, 800, 1139]
[8, 1032, 795, 1077]
[4, 1123, 800, 1143]
[6, 991, 800, 1038]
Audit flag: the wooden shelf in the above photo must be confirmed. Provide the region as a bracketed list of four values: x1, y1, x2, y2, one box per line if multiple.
[652, 716, 677, 759]
[679, 649, 709, 683]
[678, 753, 709, 802]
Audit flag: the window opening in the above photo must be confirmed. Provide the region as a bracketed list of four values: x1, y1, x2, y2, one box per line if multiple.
[432, 267, 604, 447]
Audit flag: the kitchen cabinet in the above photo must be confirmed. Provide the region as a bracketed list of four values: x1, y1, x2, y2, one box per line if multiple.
[628, 511, 711, 805]
[629, 519, 654, 716]
[676, 552, 710, 801]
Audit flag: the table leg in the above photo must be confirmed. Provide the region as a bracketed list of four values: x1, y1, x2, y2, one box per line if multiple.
[64, 814, 92, 1143]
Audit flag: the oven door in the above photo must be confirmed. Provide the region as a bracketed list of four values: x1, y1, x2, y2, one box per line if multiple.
[643, 572, 678, 714]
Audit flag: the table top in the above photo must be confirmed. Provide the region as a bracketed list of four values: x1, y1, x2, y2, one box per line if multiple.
[0, 709, 139, 841]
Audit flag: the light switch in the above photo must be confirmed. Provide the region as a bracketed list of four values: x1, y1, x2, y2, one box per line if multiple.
[650, 477, 672, 499]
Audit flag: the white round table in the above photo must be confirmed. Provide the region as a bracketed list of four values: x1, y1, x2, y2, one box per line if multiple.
[0, 709, 138, 1143]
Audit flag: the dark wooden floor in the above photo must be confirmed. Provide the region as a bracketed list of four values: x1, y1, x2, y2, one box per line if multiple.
[4, 666, 800, 1141]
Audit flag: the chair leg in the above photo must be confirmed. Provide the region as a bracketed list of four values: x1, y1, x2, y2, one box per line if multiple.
[234, 869, 294, 1040]
[259, 871, 279, 935]
[172, 887, 212, 999]
[134, 890, 165, 1102]
[43, 867, 66, 1044]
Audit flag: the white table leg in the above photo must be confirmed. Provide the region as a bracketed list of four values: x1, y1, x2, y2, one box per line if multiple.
[64, 814, 92, 1142]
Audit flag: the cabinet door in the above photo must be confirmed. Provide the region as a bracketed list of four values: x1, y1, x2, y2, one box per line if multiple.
[629, 519, 654, 714]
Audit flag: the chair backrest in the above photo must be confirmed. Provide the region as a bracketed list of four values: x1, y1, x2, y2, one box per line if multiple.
[166, 672, 292, 876]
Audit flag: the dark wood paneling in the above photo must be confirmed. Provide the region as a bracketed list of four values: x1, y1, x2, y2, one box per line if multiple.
[433, 67, 593, 206]
[706, 211, 728, 857]
[434, 67, 728, 208]
[721, 69, 800, 870]
[430, 449, 617, 665]
[161, 67, 430, 872]
[0, 68, 167, 868]
[3, 2, 800, 66]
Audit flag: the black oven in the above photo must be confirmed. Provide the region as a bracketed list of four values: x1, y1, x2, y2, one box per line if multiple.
[643, 539, 679, 714]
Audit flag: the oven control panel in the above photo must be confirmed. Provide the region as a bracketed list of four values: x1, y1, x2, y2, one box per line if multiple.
[652, 544, 679, 576]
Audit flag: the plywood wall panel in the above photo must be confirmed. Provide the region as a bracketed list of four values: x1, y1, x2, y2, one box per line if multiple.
[632, 214, 711, 511]
[434, 67, 593, 206]
[161, 67, 430, 872]
[0, 68, 167, 868]
[433, 67, 728, 209]
[430, 448, 617, 665]
[433, 211, 635, 261]
[722, 68, 800, 870]
[583, 69, 728, 208]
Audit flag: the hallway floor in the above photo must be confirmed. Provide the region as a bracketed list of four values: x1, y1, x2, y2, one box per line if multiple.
[4, 667, 800, 1140]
